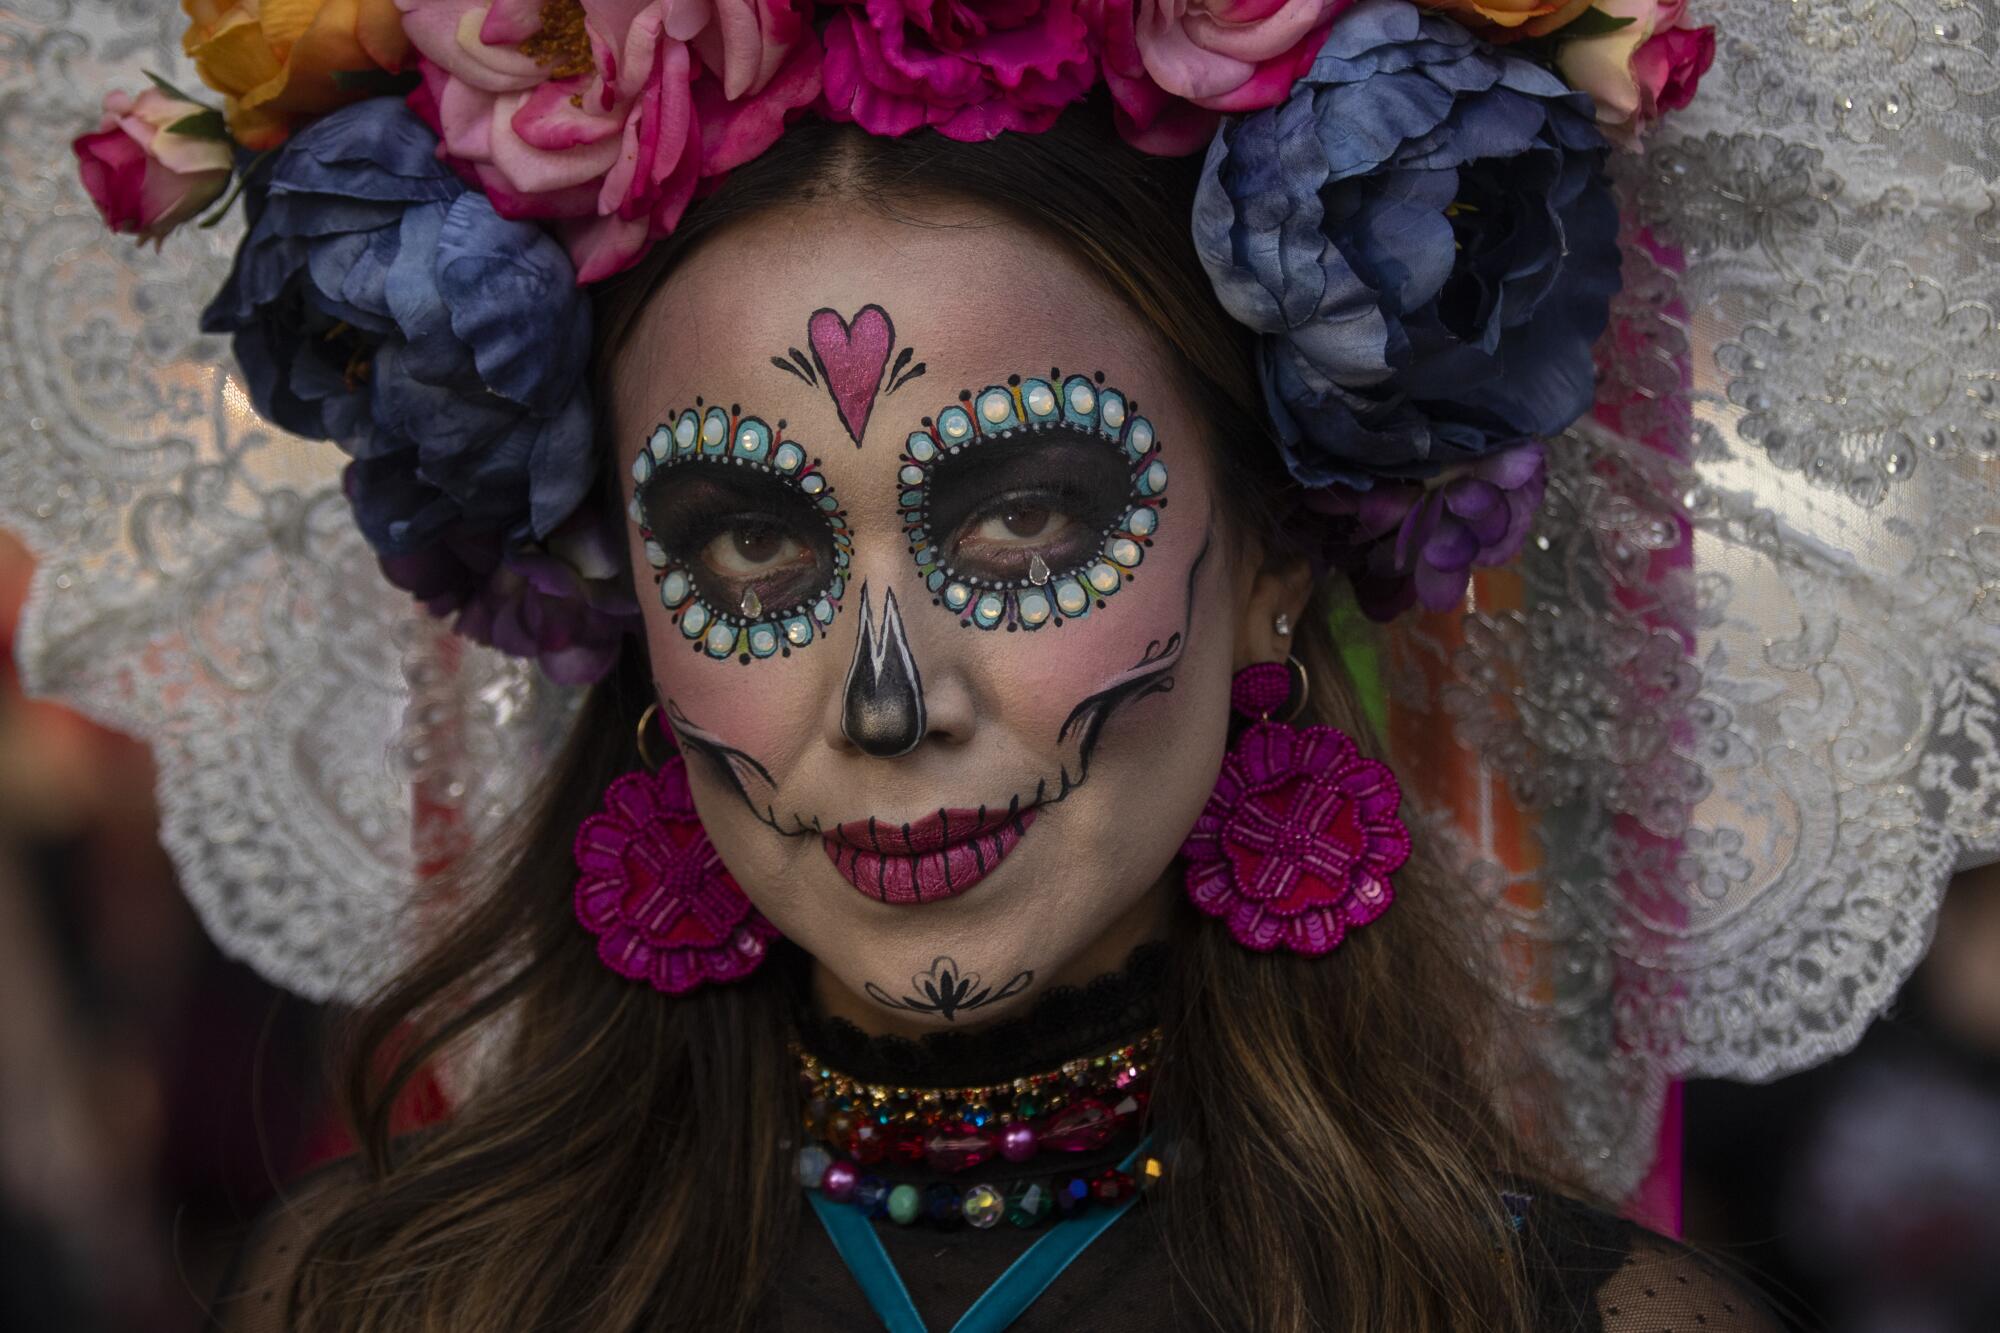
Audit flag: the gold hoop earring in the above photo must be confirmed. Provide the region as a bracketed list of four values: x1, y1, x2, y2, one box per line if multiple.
[1280, 656, 1311, 724]
[636, 701, 667, 772]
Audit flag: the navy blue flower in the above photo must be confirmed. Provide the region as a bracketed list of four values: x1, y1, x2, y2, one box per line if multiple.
[202, 98, 632, 679]
[1193, 0, 1620, 489]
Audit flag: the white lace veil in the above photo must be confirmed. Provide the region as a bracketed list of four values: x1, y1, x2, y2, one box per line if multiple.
[3, 0, 1996, 1198]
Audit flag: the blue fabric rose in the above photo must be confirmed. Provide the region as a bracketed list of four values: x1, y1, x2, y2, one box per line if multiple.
[1193, 0, 1621, 488]
[202, 98, 632, 681]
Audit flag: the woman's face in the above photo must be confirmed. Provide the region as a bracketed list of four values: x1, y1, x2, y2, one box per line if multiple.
[608, 202, 1268, 1031]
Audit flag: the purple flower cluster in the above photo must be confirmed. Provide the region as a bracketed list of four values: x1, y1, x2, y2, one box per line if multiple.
[1305, 442, 1547, 619]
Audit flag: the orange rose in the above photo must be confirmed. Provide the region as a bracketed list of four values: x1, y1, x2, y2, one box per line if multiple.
[1415, 0, 1594, 41]
[181, 0, 411, 149]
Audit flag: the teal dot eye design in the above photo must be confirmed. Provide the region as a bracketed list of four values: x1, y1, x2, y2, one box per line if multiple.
[631, 400, 850, 663]
[902, 370, 1169, 633]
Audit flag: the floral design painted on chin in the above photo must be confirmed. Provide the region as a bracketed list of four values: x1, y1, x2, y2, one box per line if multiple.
[631, 399, 851, 662]
[901, 371, 1169, 633]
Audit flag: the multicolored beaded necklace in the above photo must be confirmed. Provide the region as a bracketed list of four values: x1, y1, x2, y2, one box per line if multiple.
[793, 1030, 1167, 1333]
[793, 1029, 1161, 1231]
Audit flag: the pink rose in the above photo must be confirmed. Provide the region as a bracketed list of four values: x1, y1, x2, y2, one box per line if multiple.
[398, 0, 819, 282]
[1630, 21, 1713, 116]
[72, 88, 234, 244]
[1555, 0, 1713, 141]
[1092, 0, 1350, 154]
[819, 0, 1097, 142]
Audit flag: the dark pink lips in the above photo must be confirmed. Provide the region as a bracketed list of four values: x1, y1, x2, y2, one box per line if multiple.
[822, 804, 1038, 904]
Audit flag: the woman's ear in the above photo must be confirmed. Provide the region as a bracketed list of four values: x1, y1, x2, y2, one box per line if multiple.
[1232, 552, 1314, 671]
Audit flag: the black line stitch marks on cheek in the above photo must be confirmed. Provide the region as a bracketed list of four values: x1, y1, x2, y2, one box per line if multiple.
[864, 956, 1033, 1022]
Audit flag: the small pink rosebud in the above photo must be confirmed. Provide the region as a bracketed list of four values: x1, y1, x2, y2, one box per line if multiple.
[72, 88, 233, 245]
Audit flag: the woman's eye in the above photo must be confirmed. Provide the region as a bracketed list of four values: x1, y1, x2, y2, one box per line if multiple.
[969, 505, 1070, 545]
[900, 375, 1168, 633]
[703, 523, 806, 576]
[635, 407, 853, 662]
[640, 460, 842, 628]
[945, 491, 1105, 583]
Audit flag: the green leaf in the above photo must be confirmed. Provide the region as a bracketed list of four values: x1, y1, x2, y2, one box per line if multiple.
[1559, 9, 1639, 39]
[143, 69, 208, 107]
[196, 149, 274, 229]
[165, 109, 230, 141]
[329, 67, 422, 96]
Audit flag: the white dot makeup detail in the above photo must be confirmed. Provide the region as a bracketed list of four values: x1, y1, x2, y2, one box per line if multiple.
[899, 369, 1168, 636]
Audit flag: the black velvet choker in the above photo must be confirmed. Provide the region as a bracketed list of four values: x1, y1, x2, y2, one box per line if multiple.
[793, 942, 1169, 1087]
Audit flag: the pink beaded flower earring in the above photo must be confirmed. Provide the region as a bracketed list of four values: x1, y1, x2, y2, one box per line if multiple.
[572, 703, 780, 994]
[1181, 660, 1412, 955]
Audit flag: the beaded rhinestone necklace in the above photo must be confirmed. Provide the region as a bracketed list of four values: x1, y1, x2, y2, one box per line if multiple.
[793, 1030, 1162, 1231]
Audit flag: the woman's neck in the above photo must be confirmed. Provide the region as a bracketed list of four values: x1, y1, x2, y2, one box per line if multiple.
[806, 875, 1173, 1043]
[794, 880, 1174, 1093]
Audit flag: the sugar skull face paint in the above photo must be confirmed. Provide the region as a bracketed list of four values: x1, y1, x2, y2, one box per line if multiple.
[607, 201, 1258, 1035]
[631, 400, 851, 662]
[903, 371, 1168, 632]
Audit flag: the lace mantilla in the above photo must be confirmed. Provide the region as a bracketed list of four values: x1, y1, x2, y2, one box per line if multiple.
[2, 0, 1996, 1196]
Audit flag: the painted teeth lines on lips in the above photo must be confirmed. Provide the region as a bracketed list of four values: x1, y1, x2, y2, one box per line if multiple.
[823, 801, 1038, 904]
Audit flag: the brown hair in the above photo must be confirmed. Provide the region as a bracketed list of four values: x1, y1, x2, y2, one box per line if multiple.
[289, 105, 1551, 1332]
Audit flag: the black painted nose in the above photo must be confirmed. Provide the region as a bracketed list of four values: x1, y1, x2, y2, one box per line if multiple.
[842, 584, 926, 757]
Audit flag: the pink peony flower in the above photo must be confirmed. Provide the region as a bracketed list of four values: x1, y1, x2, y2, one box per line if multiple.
[397, 0, 820, 282]
[1181, 720, 1410, 956]
[1555, 0, 1713, 142]
[1091, 0, 1351, 154]
[819, 0, 1097, 143]
[72, 88, 234, 244]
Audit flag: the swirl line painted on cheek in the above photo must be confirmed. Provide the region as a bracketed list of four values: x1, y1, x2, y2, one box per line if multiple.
[665, 700, 820, 839]
[1035, 525, 1212, 806]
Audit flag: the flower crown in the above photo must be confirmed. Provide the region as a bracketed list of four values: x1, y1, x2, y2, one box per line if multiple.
[73, 0, 1714, 683]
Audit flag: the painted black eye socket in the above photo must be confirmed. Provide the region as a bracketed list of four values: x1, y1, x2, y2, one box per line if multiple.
[643, 466, 836, 619]
[633, 405, 850, 662]
[902, 373, 1170, 632]
[925, 437, 1132, 584]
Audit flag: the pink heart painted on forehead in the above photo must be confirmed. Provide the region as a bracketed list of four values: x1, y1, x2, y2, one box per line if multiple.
[808, 305, 894, 446]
